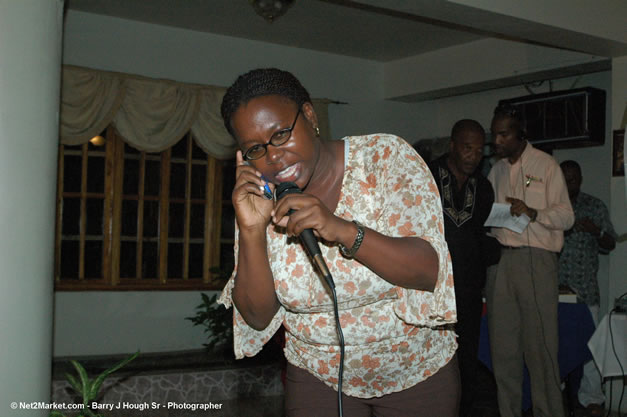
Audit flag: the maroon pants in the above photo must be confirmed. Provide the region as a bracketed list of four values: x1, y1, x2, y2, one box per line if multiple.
[285, 356, 460, 417]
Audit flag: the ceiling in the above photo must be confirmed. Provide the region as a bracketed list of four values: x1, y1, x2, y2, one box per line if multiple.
[65, 0, 487, 62]
[64, 0, 625, 101]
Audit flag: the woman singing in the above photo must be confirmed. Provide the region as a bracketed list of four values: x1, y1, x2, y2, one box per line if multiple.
[218, 68, 459, 417]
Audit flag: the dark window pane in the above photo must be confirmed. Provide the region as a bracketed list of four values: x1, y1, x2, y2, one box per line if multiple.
[168, 243, 183, 279]
[221, 204, 235, 240]
[522, 103, 543, 141]
[566, 96, 585, 137]
[171, 136, 188, 159]
[85, 199, 104, 235]
[219, 243, 235, 277]
[62, 198, 80, 236]
[121, 200, 138, 236]
[222, 159, 236, 200]
[123, 158, 139, 195]
[142, 242, 158, 279]
[145, 159, 161, 196]
[191, 139, 206, 160]
[84, 240, 103, 279]
[188, 243, 204, 278]
[86, 156, 105, 193]
[143, 201, 159, 237]
[170, 163, 187, 199]
[120, 241, 136, 278]
[190, 204, 205, 239]
[169, 203, 185, 238]
[546, 99, 566, 139]
[64, 154, 82, 193]
[124, 142, 140, 155]
[60, 240, 79, 279]
[191, 164, 207, 199]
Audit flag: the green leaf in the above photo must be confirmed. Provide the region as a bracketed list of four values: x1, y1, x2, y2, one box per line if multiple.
[88, 351, 139, 400]
[65, 372, 82, 394]
[70, 360, 91, 398]
[48, 411, 66, 417]
[201, 292, 210, 304]
[83, 407, 101, 417]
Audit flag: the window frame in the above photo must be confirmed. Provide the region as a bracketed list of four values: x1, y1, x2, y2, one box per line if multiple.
[54, 127, 232, 291]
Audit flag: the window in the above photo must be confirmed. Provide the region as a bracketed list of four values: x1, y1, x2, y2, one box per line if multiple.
[54, 127, 235, 290]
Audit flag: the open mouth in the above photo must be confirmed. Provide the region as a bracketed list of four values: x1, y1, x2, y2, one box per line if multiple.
[274, 163, 299, 182]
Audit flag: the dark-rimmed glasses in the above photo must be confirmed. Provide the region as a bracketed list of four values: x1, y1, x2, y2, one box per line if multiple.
[242, 108, 301, 161]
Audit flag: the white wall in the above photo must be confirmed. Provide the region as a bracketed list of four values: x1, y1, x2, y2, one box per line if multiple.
[1, 1, 64, 413]
[384, 38, 606, 101]
[53, 291, 214, 356]
[62, 10, 421, 141]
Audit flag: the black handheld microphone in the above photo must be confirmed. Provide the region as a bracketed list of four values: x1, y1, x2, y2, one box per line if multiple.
[274, 182, 334, 289]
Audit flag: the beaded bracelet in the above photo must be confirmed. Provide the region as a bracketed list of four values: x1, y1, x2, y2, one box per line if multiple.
[339, 220, 365, 258]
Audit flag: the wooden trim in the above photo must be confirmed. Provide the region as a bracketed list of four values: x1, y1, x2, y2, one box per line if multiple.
[61, 192, 106, 199]
[158, 149, 171, 283]
[55, 280, 226, 292]
[110, 134, 125, 285]
[102, 129, 116, 283]
[212, 159, 224, 282]
[203, 157, 214, 283]
[203, 157, 223, 284]
[54, 145, 64, 283]
[136, 152, 146, 279]
[183, 134, 192, 280]
[79, 143, 88, 280]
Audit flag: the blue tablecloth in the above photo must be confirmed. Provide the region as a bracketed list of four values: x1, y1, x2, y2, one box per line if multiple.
[478, 302, 596, 411]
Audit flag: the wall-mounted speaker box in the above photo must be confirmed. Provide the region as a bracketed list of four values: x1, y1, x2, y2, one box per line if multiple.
[498, 87, 606, 150]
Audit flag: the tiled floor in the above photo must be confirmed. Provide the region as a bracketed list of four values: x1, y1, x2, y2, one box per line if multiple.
[54, 353, 622, 417]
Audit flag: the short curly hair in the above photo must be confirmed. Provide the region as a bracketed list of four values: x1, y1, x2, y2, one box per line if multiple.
[221, 68, 312, 138]
[493, 103, 525, 137]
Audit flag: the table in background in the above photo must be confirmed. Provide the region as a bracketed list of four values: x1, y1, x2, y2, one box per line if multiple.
[588, 311, 627, 378]
[478, 302, 596, 411]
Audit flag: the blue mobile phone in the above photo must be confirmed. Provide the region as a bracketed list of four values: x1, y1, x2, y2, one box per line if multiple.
[260, 175, 273, 200]
[244, 161, 272, 200]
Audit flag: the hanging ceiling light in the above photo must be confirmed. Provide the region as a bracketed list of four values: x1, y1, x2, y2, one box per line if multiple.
[249, 0, 295, 23]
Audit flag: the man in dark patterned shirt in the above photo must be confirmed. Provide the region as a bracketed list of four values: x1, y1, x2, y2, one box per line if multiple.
[428, 119, 500, 417]
[559, 160, 616, 415]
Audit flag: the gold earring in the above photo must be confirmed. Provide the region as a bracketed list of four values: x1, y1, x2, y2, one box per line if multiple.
[315, 126, 320, 137]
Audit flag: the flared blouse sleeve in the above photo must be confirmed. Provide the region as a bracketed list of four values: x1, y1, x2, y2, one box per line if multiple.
[355, 135, 456, 327]
[217, 226, 285, 359]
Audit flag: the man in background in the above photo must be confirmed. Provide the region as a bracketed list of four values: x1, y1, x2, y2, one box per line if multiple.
[559, 160, 616, 417]
[428, 119, 500, 417]
[486, 104, 574, 417]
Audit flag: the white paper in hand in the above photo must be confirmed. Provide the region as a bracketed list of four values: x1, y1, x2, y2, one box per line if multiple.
[483, 203, 531, 234]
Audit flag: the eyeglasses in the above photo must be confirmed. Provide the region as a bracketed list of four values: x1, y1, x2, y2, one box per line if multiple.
[243, 108, 301, 161]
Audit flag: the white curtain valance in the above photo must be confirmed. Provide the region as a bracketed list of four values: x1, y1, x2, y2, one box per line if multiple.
[60, 66, 332, 160]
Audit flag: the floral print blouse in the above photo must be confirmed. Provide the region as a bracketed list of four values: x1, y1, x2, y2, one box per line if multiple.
[218, 134, 457, 398]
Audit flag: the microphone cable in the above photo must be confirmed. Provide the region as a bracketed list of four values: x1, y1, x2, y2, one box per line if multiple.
[605, 291, 626, 417]
[327, 274, 346, 417]
[274, 182, 345, 417]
